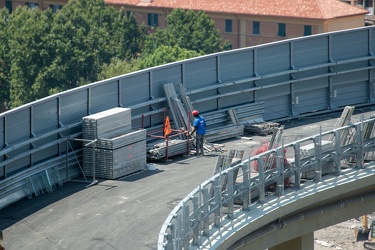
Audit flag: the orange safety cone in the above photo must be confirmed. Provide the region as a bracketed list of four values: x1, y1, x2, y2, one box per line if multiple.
[164, 116, 172, 138]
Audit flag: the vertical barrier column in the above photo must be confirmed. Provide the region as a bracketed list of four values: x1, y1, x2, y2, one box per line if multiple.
[355, 122, 364, 169]
[313, 135, 322, 182]
[293, 143, 301, 189]
[242, 162, 250, 211]
[276, 146, 285, 196]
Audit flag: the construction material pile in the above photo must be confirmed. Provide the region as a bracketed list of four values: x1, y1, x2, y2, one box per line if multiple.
[82, 107, 147, 179]
[147, 139, 194, 160]
[243, 122, 280, 135]
[163, 83, 267, 142]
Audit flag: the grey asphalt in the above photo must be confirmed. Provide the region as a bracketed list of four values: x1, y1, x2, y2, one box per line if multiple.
[1, 106, 374, 250]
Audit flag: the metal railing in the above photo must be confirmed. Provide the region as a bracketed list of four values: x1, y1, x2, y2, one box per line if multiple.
[158, 117, 375, 249]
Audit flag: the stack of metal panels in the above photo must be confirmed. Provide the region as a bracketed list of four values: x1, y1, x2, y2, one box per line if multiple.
[82, 107, 132, 140]
[82, 108, 147, 179]
[83, 138, 146, 179]
[95, 129, 146, 149]
[147, 139, 193, 160]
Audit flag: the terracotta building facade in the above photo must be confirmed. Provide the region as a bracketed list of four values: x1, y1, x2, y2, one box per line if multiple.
[0, 0, 369, 49]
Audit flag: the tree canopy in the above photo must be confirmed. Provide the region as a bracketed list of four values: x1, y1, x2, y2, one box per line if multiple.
[138, 45, 202, 69]
[1, 0, 146, 108]
[144, 9, 229, 55]
[0, 3, 229, 110]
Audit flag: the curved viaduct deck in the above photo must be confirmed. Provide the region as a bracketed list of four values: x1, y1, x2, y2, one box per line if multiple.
[2, 25, 375, 250]
[205, 166, 375, 250]
[1, 106, 375, 250]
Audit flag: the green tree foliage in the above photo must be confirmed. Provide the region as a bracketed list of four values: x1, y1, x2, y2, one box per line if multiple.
[0, 9, 11, 108]
[144, 9, 229, 55]
[2, 0, 146, 108]
[138, 45, 201, 69]
[41, 0, 146, 95]
[1, 2, 229, 110]
[6, 7, 54, 108]
[98, 57, 140, 80]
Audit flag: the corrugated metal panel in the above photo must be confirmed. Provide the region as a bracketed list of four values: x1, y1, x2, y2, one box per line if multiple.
[293, 88, 329, 115]
[294, 78, 329, 92]
[261, 95, 290, 121]
[190, 89, 218, 112]
[90, 81, 119, 114]
[7, 147, 30, 176]
[219, 50, 254, 82]
[332, 30, 369, 61]
[0, 117, 4, 178]
[296, 67, 330, 80]
[152, 65, 182, 98]
[60, 90, 88, 125]
[293, 36, 329, 68]
[256, 84, 290, 99]
[218, 83, 254, 108]
[219, 93, 253, 109]
[334, 81, 368, 107]
[130, 100, 165, 128]
[6, 108, 30, 145]
[194, 100, 218, 113]
[334, 61, 370, 73]
[0, 117, 4, 149]
[293, 77, 329, 115]
[333, 70, 368, 85]
[185, 57, 217, 90]
[332, 71, 369, 107]
[256, 75, 291, 88]
[121, 73, 150, 106]
[33, 100, 58, 135]
[256, 84, 290, 120]
[32, 144, 59, 164]
[257, 43, 290, 75]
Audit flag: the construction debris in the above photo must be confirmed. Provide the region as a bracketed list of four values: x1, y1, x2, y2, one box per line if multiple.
[243, 122, 280, 135]
[147, 139, 193, 160]
[209, 149, 245, 197]
[163, 83, 267, 143]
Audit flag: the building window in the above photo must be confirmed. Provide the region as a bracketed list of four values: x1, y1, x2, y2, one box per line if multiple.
[225, 19, 232, 33]
[148, 13, 158, 27]
[278, 23, 286, 37]
[25, 2, 39, 9]
[253, 21, 260, 34]
[304, 25, 312, 36]
[50, 4, 62, 13]
[5, 1, 12, 13]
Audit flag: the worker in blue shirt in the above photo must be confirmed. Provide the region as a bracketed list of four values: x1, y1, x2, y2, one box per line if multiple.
[190, 110, 206, 157]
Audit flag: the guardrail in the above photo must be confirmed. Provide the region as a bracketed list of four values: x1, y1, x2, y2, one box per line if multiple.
[158, 117, 375, 249]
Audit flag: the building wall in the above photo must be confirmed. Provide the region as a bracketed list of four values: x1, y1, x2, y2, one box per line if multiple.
[2, 0, 68, 11]
[326, 15, 366, 31]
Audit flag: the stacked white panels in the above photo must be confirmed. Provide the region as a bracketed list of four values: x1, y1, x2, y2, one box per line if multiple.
[82, 107, 132, 140]
[82, 108, 146, 179]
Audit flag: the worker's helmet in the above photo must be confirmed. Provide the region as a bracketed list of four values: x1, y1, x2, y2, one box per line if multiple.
[192, 110, 199, 116]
